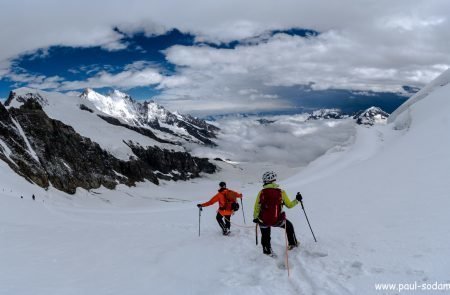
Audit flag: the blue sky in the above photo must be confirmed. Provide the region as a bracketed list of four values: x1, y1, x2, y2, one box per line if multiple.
[1, 0, 449, 115]
[2, 29, 196, 100]
[2, 28, 317, 101]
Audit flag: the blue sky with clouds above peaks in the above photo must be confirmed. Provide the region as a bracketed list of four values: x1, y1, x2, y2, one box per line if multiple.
[1, 0, 449, 115]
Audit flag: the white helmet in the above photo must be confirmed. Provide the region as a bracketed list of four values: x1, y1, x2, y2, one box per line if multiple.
[262, 171, 277, 183]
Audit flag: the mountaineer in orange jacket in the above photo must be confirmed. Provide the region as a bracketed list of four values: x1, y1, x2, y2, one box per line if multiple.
[197, 182, 243, 235]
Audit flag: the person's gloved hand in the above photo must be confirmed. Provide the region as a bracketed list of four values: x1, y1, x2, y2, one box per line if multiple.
[197, 204, 202, 208]
[253, 218, 260, 224]
[296, 192, 303, 202]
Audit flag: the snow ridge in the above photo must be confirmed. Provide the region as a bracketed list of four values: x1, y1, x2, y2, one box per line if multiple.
[388, 68, 450, 123]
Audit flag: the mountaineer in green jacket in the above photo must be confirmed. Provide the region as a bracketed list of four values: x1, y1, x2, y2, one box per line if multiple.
[253, 171, 302, 256]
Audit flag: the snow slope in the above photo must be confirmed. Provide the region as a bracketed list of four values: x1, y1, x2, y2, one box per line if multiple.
[280, 73, 450, 293]
[1, 71, 450, 294]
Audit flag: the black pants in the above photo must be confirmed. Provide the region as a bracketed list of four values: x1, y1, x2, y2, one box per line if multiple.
[216, 212, 231, 232]
[260, 219, 298, 251]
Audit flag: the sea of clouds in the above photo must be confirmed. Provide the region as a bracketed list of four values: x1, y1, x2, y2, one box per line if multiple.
[190, 114, 356, 168]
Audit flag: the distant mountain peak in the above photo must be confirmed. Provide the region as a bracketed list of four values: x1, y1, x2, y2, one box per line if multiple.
[354, 106, 389, 126]
[80, 88, 140, 125]
[5, 88, 48, 107]
[307, 108, 348, 120]
[80, 88, 219, 145]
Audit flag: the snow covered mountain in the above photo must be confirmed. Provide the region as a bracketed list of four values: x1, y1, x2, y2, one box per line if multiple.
[307, 108, 348, 120]
[353, 106, 389, 125]
[80, 88, 219, 146]
[305, 106, 389, 126]
[0, 88, 217, 194]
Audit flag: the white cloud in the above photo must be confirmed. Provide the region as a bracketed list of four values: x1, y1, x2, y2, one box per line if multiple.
[156, 22, 450, 112]
[2, 0, 449, 62]
[190, 115, 356, 167]
[4, 61, 188, 94]
[59, 68, 164, 90]
[165, 28, 450, 92]
[6, 71, 64, 90]
[1, 0, 450, 113]
[64, 91, 82, 97]
[156, 75, 190, 89]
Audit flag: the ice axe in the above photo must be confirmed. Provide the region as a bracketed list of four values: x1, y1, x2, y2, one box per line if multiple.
[297, 192, 317, 242]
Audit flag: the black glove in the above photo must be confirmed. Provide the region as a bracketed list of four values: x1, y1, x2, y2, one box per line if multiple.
[253, 218, 260, 224]
[296, 192, 303, 202]
[197, 204, 202, 208]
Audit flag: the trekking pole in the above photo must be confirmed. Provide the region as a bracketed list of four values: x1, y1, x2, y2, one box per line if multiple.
[255, 223, 259, 245]
[297, 193, 317, 242]
[198, 207, 202, 237]
[240, 197, 246, 224]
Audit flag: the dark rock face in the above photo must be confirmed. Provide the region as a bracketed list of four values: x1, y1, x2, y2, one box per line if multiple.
[0, 100, 51, 188]
[97, 114, 176, 145]
[127, 143, 216, 181]
[0, 97, 216, 194]
[256, 118, 276, 125]
[79, 104, 94, 113]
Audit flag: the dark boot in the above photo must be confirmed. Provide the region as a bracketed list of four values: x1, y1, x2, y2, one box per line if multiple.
[263, 245, 273, 254]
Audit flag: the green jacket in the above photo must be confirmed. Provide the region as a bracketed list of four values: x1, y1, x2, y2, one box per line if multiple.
[253, 183, 298, 219]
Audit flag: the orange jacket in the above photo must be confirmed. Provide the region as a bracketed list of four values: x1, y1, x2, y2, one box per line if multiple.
[201, 188, 242, 216]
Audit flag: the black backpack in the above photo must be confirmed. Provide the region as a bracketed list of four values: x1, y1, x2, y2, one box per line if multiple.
[231, 202, 239, 212]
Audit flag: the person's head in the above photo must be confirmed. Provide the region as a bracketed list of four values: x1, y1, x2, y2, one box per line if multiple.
[219, 181, 226, 188]
[262, 171, 277, 184]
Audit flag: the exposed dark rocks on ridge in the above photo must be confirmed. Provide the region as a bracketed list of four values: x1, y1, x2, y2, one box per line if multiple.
[0, 97, 216, 194]
[97, 114, 176, 145]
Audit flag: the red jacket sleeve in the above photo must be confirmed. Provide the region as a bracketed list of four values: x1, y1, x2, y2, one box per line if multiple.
[201, 193, 220, 207]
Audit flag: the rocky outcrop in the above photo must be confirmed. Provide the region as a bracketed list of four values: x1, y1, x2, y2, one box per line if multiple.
[354, 107, 389, 125]
[256, 118, 276, 125]
[127, 143, 216, 181]
[79, 104, 94, 113]
[97, 114, 176, 145]
[0, 101, 48, 187]
[0, 98, 216, 194]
